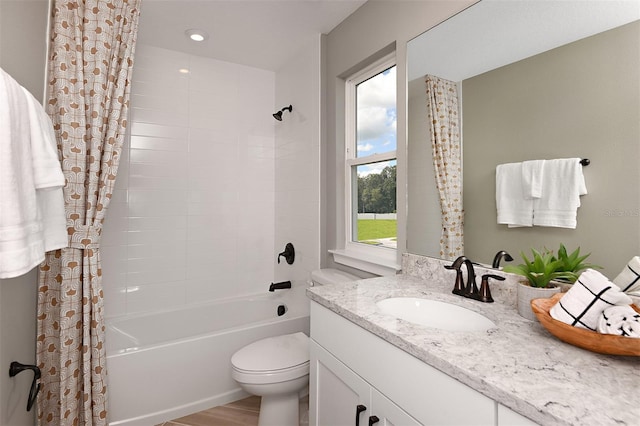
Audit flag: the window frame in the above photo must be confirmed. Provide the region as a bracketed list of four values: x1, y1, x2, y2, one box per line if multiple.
[342, 52, 398, 270]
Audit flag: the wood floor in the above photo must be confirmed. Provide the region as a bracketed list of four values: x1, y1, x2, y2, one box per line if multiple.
[157, 395, 309, 426]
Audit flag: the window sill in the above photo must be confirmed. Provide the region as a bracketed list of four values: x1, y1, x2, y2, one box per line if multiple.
[329, 249, 400, 277]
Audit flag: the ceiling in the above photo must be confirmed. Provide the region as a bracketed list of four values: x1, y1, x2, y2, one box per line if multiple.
[136, 0, 367, 71]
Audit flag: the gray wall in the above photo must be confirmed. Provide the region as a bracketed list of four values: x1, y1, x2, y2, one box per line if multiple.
[323, 0, 475, 272]
[462, 21, 640, 274]
[0, 1, 49, 425]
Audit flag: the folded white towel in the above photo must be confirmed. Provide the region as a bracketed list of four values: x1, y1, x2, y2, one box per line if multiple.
[532, 158, 587, 229]
[597, 305, 640, 338]
[550, 269, 632, 331]
[21, 87, 67, 253]
[496, 162, 533, 227]
[612, 256, 640, 296]
[0, 68, 66, 279]
[521, 160, 544, 199]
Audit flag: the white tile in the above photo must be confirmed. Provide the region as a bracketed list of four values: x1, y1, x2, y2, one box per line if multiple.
[131, 76, 188, 96]
[187, 189, 238, 205]
[130, 122, 188, 139]
[127, 242, 187, 263]
[126, 228, 187, 245]
[128, 188, 187, 205]
[100, 229, 128, 247]
[128, 175, 188, 190]
[189, 127, 237, 146]
[131, 93, 188, 114]
[130, 135, 188, 152]
[128, 216, 187, 231]
[129, 162, 187, 179]
[188, 56, 240, 92]
[129, 148, 189, 166]
[126, 266, 187, 286]
[127, 254, 187, 275]
[130, 107, 188, 127]
[189, 137, 237, 157]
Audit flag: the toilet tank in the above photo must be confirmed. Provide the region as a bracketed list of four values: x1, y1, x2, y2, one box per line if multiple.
[310, 269, 359, 286]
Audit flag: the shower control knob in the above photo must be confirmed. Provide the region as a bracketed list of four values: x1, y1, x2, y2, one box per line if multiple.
[277, 243, 295, 265]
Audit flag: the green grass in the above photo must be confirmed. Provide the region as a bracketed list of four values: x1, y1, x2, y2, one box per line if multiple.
[357, 219, 397, 241]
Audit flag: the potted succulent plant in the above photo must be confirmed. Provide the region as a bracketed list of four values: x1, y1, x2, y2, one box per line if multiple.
[504, 244, 600, 320]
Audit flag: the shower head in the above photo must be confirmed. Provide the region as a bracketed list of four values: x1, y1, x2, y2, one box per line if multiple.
[273, 105, 293, 121]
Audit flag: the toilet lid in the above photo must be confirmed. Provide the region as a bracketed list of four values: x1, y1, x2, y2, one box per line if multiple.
[232, 332, 309, 372]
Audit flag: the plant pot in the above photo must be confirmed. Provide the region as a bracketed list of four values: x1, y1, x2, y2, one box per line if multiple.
[517, 281, 562, 321]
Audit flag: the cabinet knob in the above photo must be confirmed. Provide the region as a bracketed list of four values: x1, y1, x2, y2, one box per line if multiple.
[369, 415, 380, 426]
[355, 404, 367, 426]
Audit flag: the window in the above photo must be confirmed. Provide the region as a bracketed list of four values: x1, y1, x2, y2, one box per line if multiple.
[344, 55, 397, 261]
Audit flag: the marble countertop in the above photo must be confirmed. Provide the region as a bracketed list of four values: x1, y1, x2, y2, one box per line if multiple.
[307, 274, 639, 426]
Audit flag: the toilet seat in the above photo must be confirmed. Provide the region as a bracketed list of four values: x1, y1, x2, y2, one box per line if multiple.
[231, 332, 310, 385]
[232, 362, 310, 384]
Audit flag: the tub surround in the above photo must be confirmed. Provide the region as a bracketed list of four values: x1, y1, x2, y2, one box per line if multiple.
[307, 254, 639, 425]
[107, 289, 310, 426]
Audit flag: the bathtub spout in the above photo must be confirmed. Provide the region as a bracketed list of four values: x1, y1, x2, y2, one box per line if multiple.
[269, 281, 292, 292]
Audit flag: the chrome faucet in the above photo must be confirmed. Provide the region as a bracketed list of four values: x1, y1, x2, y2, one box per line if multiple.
[445, 256, 478, 298]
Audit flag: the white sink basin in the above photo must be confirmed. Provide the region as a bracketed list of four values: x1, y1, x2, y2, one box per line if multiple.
[376, 297, 496, 332]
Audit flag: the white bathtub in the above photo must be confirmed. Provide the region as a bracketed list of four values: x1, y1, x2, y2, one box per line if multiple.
[106, 285, 310, 426]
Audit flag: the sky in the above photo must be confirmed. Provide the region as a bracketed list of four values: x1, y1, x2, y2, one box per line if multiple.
[356, 65, 396, 177]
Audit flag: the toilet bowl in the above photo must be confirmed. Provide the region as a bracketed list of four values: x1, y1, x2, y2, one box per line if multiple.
[231, 269, 359, 426]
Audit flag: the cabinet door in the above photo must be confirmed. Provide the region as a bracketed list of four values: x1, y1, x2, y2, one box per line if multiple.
[371, 389, 421, 426]
[310, 341, 372, 426]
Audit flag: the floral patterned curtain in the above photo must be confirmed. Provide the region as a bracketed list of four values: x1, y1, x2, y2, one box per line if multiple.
[425, 75, 463, 260]
[36, 1, 140, 424]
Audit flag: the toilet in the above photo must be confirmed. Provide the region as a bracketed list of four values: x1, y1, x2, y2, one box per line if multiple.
[231, 268, 359, 426]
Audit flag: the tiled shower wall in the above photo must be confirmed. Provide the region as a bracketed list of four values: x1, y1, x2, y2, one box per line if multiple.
[101, 44, 276, 319]
[274, 36, 321, 287]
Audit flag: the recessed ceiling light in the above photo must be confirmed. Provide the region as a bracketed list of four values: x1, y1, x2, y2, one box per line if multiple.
[185, 29, 208, 42]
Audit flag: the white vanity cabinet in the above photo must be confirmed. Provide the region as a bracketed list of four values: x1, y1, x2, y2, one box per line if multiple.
[310, 302, 497, 426]
[311, 340, 420, 426]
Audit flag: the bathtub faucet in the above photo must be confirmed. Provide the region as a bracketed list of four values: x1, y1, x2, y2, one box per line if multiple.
[269, 281, 292, 292]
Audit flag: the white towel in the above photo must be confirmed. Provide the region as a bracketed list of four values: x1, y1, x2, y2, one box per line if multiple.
[532, 158, 587, 228]
[521, 160, 545, 199]
[21, 87, 67, 253]
[496, 162, 533, 227]
[612, 256, 640, 296]
[550, 269, 632, 331]
[597, 305, 640, 338]
[0, 68, 66, 279]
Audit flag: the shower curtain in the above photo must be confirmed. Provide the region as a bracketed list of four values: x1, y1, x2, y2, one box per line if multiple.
[425, 75, 464, 260]
[36, 0, 140, 424]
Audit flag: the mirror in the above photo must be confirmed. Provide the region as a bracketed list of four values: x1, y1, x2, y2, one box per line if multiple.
[407, 0, 640, 273]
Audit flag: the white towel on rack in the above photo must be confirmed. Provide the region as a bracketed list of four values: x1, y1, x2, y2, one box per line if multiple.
[550, 269, 632, 331]
[521, 159, 545, 199]
[612, 256, 640, 296]
[496, 162, 533, 227]
[532, 158, 587, 229]
[597, 305, 640, 338]
[0, 68, 66, 279]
